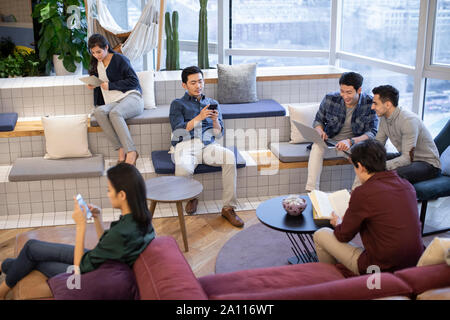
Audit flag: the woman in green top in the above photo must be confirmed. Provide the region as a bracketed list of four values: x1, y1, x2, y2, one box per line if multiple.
[0, 163, 155, 299]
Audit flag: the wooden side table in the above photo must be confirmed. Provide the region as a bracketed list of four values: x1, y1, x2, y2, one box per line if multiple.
[145, 176, 203, 252]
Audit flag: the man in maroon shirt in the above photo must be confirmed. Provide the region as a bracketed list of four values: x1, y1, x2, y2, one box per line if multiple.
[313, 139, 424, 275]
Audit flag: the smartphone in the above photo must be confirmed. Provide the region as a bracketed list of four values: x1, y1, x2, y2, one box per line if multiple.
[208, 103, 218, 110]
[76, 194, 92, 219]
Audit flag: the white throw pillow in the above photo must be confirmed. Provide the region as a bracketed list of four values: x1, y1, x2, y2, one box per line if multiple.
[42, 115, 92, 159]
[137, 70, 156, 109]
[288, 103, 320, 144]
[417, 237, 450, 267]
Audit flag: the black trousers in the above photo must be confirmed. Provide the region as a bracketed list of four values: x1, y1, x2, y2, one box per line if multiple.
[387, 153, 441, 184]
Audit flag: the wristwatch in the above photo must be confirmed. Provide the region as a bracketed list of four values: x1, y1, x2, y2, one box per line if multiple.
[349, 138, 355, 146]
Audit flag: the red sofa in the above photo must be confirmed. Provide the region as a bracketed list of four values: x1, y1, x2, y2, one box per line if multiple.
[11, 227, 450, 300]
[134, 236, 450, 300]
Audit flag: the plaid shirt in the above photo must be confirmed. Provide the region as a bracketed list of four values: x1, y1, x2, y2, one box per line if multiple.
[313, 92, 378, 139]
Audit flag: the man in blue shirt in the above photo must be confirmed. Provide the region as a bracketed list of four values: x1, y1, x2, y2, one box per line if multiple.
[169, 66, 243, 227]
[305, 72, 378, 191]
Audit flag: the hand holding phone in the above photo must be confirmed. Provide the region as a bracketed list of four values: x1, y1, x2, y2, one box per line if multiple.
[76, 194, 92, 219]
[208, 103, 218, 110]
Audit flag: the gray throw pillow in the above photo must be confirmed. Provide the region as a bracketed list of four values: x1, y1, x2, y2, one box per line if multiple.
[441, 146, 450, 176]
[217, 63, 258, 104]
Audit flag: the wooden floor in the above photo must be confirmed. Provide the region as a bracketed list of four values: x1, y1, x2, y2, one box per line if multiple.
[0, 210, 260, 278]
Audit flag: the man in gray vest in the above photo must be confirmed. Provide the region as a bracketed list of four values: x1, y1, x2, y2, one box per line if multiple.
[371, 85, 441, 184]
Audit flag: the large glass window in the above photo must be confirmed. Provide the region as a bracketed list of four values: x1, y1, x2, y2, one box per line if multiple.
[341, 0, 420, 66]
[340, 61, 414, 111]
[423, 79, 450, 138]
[231, 56, 329, 68]
[432, 0, 450, 66]
[231, 0, 331, 51]
[164, 0, 218, 69]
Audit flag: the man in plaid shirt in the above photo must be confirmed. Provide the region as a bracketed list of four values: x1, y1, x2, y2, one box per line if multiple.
[306, 72, 378, 191]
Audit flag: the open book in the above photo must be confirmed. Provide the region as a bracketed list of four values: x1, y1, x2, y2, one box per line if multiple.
[79, 75, 103, 87]
[308, 189, 351, 219]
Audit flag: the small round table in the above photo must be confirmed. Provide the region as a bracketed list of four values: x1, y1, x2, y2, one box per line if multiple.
[256, 195, 329, 264]
[145, 176, 203, 252]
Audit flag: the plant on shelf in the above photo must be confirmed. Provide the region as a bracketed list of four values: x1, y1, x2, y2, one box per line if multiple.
[164, 10, 180, 70]
[0, 37, 44, 78]
[198, 0, 209, 69]
[32, 0, 90, 75]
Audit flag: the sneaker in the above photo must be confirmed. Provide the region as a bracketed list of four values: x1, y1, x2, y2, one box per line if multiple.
[221, 207, 244, 228]
[185, 198, 198, 214]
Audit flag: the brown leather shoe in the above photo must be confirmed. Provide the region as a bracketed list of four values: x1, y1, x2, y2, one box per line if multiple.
[221, 207, 244, 228]
[185, 198, 198, 214]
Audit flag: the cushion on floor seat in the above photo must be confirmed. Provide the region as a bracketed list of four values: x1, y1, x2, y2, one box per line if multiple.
[0, 112, 18, 131]
[8, 154, 104, 181]
[270, 142, 345, 163]
[151, 146, 246, 174]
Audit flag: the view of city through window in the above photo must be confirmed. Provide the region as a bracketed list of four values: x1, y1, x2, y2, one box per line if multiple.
[231, 0, 330, 66]
[124, 0, 449, 134]
[426, 0, 450, 135]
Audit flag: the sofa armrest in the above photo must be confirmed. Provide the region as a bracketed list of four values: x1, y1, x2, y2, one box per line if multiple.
[394, 264, 450, 296]
[133, 236, 207, 300]
[208, 273, 412, 300]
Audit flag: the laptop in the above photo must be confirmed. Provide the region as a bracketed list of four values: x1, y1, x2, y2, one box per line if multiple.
[292, 120, 338, 149]
[292, 120, 351, 156]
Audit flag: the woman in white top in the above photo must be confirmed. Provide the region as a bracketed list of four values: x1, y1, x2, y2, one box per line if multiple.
[86, 34, 143, 165]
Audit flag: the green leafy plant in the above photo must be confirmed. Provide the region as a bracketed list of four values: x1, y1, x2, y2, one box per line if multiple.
[32, 0, 90, 74]
[0, 49, 43, 78]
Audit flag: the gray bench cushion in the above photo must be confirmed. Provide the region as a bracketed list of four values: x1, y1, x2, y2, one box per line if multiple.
[90, 105, 171, 127]
[90, 99, 286, 127]
[270, 142, 344, 163]
[9, 154, 104, 181]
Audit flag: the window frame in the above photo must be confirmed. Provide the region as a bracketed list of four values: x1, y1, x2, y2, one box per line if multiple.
[153, 0, 450, 124]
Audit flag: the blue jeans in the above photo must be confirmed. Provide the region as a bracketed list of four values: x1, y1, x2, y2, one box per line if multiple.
[1, 239, 87, 288]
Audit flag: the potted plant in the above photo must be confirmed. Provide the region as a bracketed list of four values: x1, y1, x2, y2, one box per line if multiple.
[32, 0, 90, 75]
[198, 0, 209, 69]
[0, 37, 44, 78]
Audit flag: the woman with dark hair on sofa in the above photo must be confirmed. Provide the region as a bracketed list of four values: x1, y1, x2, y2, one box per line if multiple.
[0, 163, 155, 299]
[87, 33, 143, 165]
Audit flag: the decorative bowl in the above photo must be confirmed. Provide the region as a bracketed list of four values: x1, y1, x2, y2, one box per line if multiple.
[282, 195, 307, 216]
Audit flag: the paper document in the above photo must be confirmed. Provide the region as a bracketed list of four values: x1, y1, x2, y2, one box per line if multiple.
[308, 189, 350, 219]
[79, 75, 103, 87]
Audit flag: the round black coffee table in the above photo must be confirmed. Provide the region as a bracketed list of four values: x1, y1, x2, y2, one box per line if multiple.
[256, 195, 330, 264]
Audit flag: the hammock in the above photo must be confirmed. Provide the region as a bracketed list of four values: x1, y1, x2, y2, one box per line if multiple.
[84, 0, 159, 62]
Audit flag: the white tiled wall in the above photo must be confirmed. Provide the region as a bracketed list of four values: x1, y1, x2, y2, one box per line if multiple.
[0, 75, 338, 117]
[0, 76, 93, 117]
[0, 0, 32, 23]
[0, 155, 355, 219]
[0, 72, 345, 228]
[0, 116, 290, 165]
